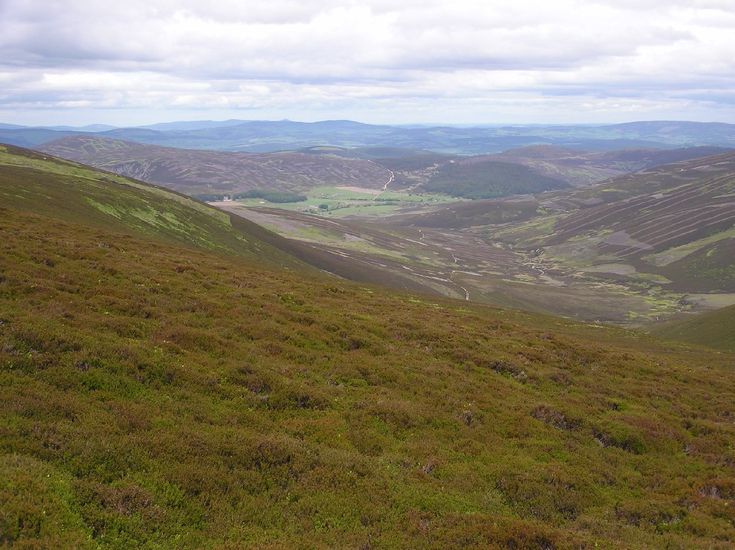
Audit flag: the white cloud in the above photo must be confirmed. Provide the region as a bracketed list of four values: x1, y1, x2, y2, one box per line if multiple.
[0, 0, 733, 124]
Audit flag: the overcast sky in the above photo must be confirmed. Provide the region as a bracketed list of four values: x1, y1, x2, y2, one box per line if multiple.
[1, 0, 734, 126]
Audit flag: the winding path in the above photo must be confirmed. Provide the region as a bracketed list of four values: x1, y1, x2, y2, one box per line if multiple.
[382, 169, 395, 191]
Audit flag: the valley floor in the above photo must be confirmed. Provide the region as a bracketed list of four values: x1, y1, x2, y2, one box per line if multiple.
[213, 201, 731, 325]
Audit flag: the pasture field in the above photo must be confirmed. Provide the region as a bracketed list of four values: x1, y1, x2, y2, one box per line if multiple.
[231, 185, 456, 218]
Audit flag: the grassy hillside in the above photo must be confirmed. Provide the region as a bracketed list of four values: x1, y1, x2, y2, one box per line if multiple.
[1, 146, 735, 548]
[0, 144, 307, 269]
[39, 136, 391, 196]
[652, 305, 735, 352]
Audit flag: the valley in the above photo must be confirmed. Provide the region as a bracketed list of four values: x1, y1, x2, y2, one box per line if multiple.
[2, 121, 735, 550]
[23, 131, 735, 326]
[214, 201, 694, 324]
[205, 150, 735, 325]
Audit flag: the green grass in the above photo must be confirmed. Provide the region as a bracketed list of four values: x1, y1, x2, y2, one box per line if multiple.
[235, 186, 454, 218]
[652, 305, 735, 352]
[1, 145, 735, 547]
[0, 145, 306, 270]
[2, 206, 735, 548]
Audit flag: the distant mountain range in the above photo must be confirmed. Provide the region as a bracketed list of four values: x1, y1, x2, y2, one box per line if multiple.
[2, 119, 735, 154]
[44, 124, 118, 132]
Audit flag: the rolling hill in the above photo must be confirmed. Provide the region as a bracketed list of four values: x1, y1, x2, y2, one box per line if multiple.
[38, 136, 392, 197]
[479, 151, 735, 295]
[1, 144, 735, 548]
[394, 143, 720, 198]
[0, 127, 78, 148]
[491, 145, 732, 187]
[0, 144, 306, 267]
[652, 305, 735, 352]
[420, 158, 570, 199]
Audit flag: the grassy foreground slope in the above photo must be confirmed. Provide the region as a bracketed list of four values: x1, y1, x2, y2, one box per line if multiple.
[0, 144, 305, 268]
[2, 209, 735, 549]
[652, 305, 735, 352]
[1, 153, 735, 548]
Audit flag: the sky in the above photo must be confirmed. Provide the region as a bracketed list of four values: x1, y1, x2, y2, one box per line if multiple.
[1, 0, 734, 126]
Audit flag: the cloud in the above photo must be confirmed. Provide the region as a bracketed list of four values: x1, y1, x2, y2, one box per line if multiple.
[0, 0, 733, 124]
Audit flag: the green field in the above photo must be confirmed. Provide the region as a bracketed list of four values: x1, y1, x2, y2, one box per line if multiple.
[652, 304, 735, 352]
[234, 185, 456, 218]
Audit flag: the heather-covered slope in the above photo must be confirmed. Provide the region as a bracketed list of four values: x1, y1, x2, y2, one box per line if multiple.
[1, 149, 734, 548]
[488, 151, 735, 294]
[39, 135, 392, 196]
